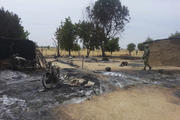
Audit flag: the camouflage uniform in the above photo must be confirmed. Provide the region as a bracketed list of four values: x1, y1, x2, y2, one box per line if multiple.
[143, 45, 151, 70]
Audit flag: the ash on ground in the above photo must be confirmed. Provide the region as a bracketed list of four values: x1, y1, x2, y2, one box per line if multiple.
[0, 69, 100, 120]
[1, 68, 180, 120]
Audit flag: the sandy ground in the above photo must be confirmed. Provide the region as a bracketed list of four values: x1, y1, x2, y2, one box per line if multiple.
[73, 58, 180, 72]
[52, 62, 75, 69]
[46, 57, 144, 71]
[72, 58, 143, 71]
[54, 86, 180, 120]
[47, 57, 180, 73]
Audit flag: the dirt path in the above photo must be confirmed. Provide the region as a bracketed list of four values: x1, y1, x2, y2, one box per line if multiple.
[54, 86, 180, 120]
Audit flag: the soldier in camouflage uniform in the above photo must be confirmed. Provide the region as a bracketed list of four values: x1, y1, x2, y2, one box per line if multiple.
[143, 45, 152, 70]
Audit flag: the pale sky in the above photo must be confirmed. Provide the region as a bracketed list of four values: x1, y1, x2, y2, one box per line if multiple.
[0, 0, 180, 48]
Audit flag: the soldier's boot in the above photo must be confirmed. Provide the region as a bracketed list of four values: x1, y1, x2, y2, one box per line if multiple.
[149, 66, 152, 71]
[143, 65, 146, 70]
[147, 64, 152, 71]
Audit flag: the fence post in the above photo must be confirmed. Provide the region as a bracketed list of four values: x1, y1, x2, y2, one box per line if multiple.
[82, 56, 84, 69]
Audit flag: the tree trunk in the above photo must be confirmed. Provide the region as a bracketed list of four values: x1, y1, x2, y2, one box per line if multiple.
[57, 45, 60, 57]
[69, 49, 71, 56]
[111, 51, 112, 56]
[87, 49, 91, 57]
[101, 44, 106, 58]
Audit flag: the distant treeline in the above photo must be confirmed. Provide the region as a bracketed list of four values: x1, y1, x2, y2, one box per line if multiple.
[0, 7, 29, 39]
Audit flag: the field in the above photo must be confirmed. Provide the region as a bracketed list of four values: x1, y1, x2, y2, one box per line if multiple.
[41, 47, 145, 71]
[39, 48, 143, 57]
[42, 47, 180, 72]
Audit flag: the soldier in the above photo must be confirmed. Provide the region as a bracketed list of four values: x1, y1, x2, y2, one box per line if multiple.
[143, 44, 152, 70]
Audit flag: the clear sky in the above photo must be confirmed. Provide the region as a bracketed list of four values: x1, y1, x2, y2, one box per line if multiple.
[0, 0, 180, 48]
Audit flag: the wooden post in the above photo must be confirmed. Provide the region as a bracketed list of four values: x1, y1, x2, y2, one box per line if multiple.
[82, 56, 84, 69]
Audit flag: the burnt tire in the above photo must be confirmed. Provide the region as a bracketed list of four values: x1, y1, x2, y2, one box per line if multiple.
[42, 74, 52, 89]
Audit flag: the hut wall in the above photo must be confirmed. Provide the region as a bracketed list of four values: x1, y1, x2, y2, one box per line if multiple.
[0, 37, 36, 60]
[149, 38, 180, 67]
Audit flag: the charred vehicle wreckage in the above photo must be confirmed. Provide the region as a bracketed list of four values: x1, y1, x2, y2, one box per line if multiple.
[41, 61, 100, 95]
[42, 62, 65, 90]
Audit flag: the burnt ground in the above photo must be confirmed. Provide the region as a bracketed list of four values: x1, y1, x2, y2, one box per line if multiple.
[100, 70, 180, 89]
[0, 69, 100, 120]
[0, 66, 180, 120]
[95, 70, 180, 101]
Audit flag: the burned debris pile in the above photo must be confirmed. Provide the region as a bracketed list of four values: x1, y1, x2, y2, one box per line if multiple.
[0, 37, 38, 70]
[0, 37, 36, 60]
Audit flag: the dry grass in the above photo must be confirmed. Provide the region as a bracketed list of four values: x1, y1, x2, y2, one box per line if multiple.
[38, 48, 143, 57]
[54, 86, 180, 120]
[70, 58, 143, 71]
[46, 57, 180, 72]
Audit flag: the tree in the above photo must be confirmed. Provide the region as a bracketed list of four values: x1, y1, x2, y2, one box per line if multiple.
[137, 43, 144, 51]
[52, 37, 60, 57]
[87, 0, 130, 58]
[127, 43, 136, 55]
[47, 46, 50, 49]
[54, 24, 63, 57]
[55, 17, 76, 56]
[169, 31, 180, 38]
[105, 37, 120, 55]
[72, 43, 81, 51]
[145, 37, 153, 42]
[76, 21, 98, 57]
[0, 7, 29, 39]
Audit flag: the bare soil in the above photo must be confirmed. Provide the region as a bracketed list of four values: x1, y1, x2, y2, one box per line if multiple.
[54, 86, 180, 120]
[47, 57, 180, 73]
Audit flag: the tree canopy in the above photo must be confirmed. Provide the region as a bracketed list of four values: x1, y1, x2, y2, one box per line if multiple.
[105, 37, 120, 55]
[0, 7, 29, 39]
[137, 43, 144, 51]
[86, 0, 130, 58]
[127, 43, 136, 55]
[54, 0, 130, 57]
[76, 21, 99, 57]
[92, 0, 130, 38]
[169, 31, 180, 38]
[145, 37, 153, 43]
[55, 17, 77, 56]
[72, 43, 81, 51]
